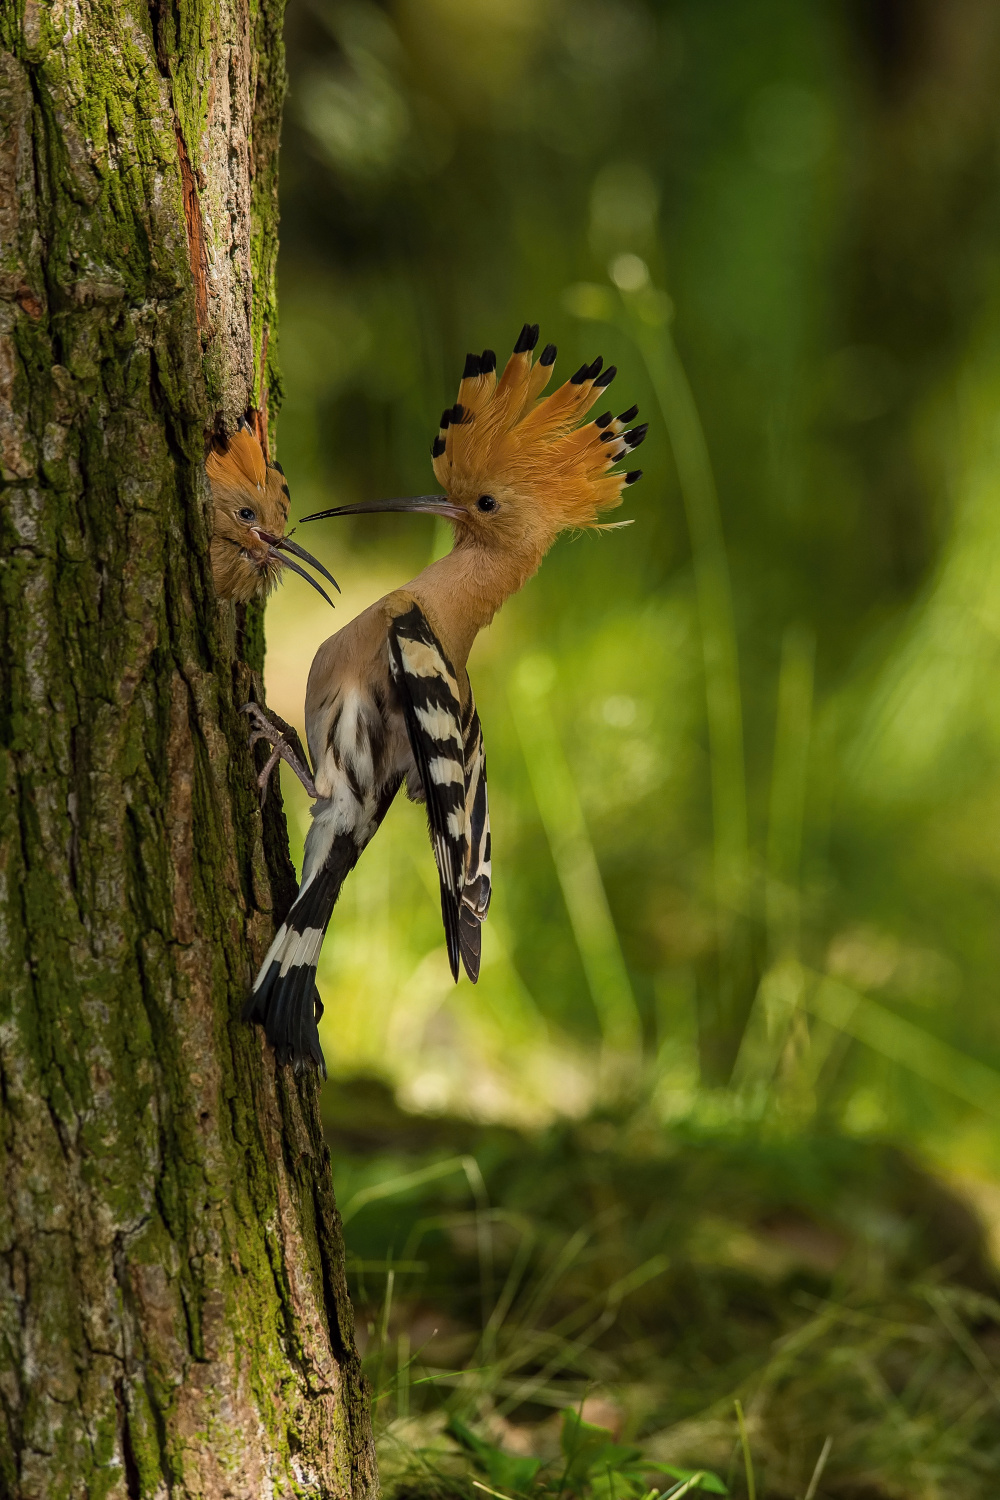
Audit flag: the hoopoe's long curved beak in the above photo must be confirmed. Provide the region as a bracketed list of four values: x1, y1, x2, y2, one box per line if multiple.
[271, 554, 337, 608]
[257, 531, 341, 593]
[253, 528, 339, 608]
[300, 496, 467, 523]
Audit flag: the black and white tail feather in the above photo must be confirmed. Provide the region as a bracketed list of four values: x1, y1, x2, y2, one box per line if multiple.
[389, 604, 492, 983]
[243, 833, 352, 1077]
[246, 603, 492, 1071]
[458, 694, 491, 981]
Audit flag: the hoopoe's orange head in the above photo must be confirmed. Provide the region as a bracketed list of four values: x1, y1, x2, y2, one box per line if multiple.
[207, 423, 338, 606]
[300, 324, 644, 564]
[429, 323, 644, 556]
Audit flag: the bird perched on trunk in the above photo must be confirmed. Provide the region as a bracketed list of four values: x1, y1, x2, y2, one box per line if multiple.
[244, 324, 646, 1071]
[207, 421, 339, 606]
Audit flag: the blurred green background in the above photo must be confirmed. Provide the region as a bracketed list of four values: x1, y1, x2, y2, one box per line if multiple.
[264, 2, 1000, 1492]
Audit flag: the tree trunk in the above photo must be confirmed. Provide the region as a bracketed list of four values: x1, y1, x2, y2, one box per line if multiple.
[0, 3, 377, 1496]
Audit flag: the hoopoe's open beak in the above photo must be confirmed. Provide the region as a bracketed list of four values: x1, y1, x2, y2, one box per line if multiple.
[300, 496, 468, 523]
[253, 529, 340, 608]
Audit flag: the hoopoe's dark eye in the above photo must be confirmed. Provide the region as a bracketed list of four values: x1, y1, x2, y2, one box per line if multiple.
[238, 507, 256, 522]
[477, 495, 498, 514]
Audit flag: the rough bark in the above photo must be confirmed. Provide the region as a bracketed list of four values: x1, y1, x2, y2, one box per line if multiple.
[0, 2, 377, 1496]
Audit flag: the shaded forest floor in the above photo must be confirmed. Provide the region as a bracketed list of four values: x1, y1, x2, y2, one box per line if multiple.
[324, 1079, 1000, 1500]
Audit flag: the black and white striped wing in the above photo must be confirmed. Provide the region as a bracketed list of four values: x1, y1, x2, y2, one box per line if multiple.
[389, 605, 468, 979]
[458, 694, 491, 982]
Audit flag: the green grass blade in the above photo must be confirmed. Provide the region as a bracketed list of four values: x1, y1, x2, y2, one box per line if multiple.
[803, 1435, 832, 1500]
[623, 302, 748, 918]
[341, 1154, 484, 1224]
[509, 653, 642, 1057]
[734, 1401, 755, 1500]
[804, 974, 1000, 1117]
[766, 623, 815, 958]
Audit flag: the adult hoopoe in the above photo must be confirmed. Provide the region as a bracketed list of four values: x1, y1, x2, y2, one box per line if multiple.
[207, 421, 339, 605]
[244, 324, 646, 1072]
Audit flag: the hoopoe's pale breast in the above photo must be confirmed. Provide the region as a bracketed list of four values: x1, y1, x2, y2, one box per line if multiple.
[304, 611, 416, 820]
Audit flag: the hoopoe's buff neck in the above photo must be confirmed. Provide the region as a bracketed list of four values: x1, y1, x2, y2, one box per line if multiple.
[407, 534, 544, 667]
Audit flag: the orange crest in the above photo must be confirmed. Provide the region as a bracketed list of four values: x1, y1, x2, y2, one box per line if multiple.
[430, 324, 644, 529]
[206, 424, 268, 493]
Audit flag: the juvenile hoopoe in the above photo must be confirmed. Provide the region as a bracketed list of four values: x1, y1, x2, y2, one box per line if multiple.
[245, 324, 646, 1072]
[207, 421, 339, 605]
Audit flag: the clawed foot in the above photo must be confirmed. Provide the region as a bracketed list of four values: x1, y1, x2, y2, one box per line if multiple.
[240, 702, 317, 805]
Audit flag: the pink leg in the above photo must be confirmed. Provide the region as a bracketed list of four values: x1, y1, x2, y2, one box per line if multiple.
[240, 702, 317, 805]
